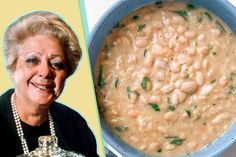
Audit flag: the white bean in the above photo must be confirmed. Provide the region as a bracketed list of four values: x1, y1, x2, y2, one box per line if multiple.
[175, 89, 187, 103]
[144, 26, 153, 36]
[196, 72, 205, 86]
[130, 93, 138, 103]
[154, 59, 167, 69]
[152, 44, 164, 56]
[200, 84, 214, 96]
[148, 142, 160, 151]
[178, 35, 188, 43]
[141, 68, 151, 75]
[175, 80, 183, 89]
[187, 141, 198, 151]
[184, 31, 197, 39]
[185, 47, 196, 56]
[180, 80, 198, 94]
[197, 34, 205, 41]
[194, 61, 201, 70]
[144, 52, 154, 67]
[161, 84, 174, 94]
[210, 28, 221, 36]
[178, 54, 193, 65]
[202, 59, 209, 69]
[171, 92, 179, 105]
[219, 76, 229, 87]
[212, 113, 230, 124]
[170, 62, 181, 73]
[157, 126, 168, 133]
[177, 25, 186, 34]
[164, 112, 176, 121]
[127, 109, 139, 118]
[150, 95, 162, 104]
[135, 37, 149, 48]
[156, 72, 165, 81]
[173, 15, 185, 24]
[128, 54, 138, 63]
[139, 144, 147, 151]
[197, 46, 209, 56]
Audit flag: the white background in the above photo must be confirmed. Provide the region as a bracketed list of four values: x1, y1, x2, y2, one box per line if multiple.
[84, 0, 236, 157]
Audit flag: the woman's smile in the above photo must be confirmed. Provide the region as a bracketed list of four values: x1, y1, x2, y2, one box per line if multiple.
[30, 82, 55, 92]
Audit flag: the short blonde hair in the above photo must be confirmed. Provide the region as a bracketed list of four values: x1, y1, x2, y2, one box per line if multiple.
[3, 11, 82, 77]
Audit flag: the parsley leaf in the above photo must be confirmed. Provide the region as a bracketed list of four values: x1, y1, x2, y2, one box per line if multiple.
[149, 103, 160, 112]
[141, 76, 149, 90]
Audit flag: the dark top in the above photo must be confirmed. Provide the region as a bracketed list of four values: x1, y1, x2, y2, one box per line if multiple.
[0, 89, 99, 157]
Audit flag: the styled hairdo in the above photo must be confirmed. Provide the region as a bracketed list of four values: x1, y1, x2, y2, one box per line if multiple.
[3, 11, 82, 76]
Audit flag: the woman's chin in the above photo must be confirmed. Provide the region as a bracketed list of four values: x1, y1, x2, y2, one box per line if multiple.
[29, 88, 56, 105]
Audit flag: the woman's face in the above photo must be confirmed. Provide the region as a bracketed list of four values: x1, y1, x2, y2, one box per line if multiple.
[12, 34, 68, 106]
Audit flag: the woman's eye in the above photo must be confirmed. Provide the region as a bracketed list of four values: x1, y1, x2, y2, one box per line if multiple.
[26, 58, 38, 64]
[51, 61, 64, 69]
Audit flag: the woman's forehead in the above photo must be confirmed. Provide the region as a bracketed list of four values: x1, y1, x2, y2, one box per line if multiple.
[19, 35, 65, 57]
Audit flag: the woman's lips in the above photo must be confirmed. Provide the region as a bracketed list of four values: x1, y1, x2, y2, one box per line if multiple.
[31, 82, 55, 92]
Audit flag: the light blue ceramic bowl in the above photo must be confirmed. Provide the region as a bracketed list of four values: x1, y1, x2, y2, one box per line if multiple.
[88, 0, 236, 156]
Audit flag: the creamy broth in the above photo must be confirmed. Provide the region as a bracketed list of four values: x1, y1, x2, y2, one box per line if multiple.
[94, 2, 236, 156]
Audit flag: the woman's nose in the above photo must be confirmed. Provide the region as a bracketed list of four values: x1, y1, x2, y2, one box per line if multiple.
[38, 61, 53, 79]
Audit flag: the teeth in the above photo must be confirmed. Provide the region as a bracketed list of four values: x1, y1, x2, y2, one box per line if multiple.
[34, 84, 49, 90]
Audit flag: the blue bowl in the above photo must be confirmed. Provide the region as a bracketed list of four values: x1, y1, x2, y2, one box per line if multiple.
[88, 0, 236, 156]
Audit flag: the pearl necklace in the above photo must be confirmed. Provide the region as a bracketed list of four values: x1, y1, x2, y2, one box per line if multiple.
[10, 93, 56, 154]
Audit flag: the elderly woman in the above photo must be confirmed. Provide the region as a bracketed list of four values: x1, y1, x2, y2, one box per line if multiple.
[0, 11, 99, 157]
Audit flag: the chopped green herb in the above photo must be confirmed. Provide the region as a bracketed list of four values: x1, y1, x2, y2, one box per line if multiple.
[216, 20, 226, 32]
[165, 136, 185, 146]
[115, 79, 119, 88]
[198, 13, 203, 22]
[211, 52, 217, 56]
[185, 71, 190, 78]
[134, 91, 140, 97]
[149, 103, 160, 112]
[207, 44, 213, 50]
[185, 110, 191, 118]
[230, 72, 236, 81]
[132, 15, 139, 20]
[187, 3, 196, 10]
[127, 86, 132, 98]
[167, 97, 171, 104]
[204, 12, 212, 21]
[168, 105, 176, 111]
[144, 49, 147, 57]
[228, 86, 236, 94]
[141, 76, 149, 90]
[98, 65, 105, 88]
[115, 125, 128, 132]
[137, 24, 146, 32]
[155, 1, 163, 8]
[172, 10, 188, 21]
[210, 79, 216, 84]
[113, 22, 120, 28]
[157, 148, 162, 153]
[170, 138, 185, 145]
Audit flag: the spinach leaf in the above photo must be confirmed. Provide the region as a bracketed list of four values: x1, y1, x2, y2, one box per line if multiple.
[187, 4, 196, 10]
[149, 103, 160, 112]
[115, 125, 128, 132]
[141, 76, 149, 89]
[127, 86, 132, 98]
[137, 24, 146, 32]
[98, 65, 105, 88]
[172, 11, 188, 21]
